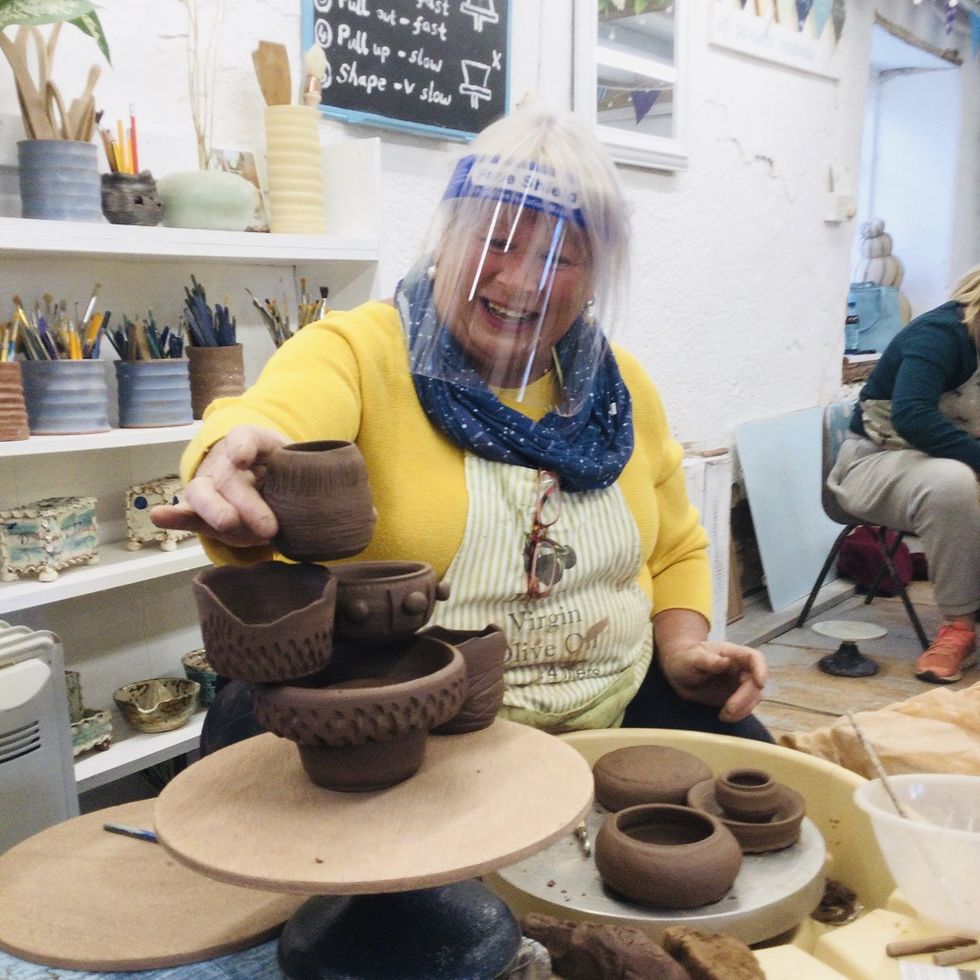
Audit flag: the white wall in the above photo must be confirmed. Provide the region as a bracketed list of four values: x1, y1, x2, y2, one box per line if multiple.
[1, 0, 977, 448]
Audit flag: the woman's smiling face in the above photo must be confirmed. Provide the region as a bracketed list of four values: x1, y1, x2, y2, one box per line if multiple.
[433, 205, 593, 389]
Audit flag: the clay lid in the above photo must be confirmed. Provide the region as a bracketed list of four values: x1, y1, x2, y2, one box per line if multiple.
[593, 745, 713, 812]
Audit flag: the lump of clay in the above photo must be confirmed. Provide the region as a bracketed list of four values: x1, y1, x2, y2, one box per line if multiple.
[661, 926, 764, 980]
[522, 913, 690, 980]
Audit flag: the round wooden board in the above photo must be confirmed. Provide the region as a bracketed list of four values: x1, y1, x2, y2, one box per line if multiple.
[0, 798, 304, 971]
[154, 721, 595, 895]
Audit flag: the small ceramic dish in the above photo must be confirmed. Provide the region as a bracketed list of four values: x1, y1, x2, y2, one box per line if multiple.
[330, 560, 451, 642]
[192, 561, 336, 683]
[252, 635, 467, 791]
[181, 648, 219, 705]
[686, 777, 806, 854]
[592, 745, 713, 812]
[112, 677, 200, 734]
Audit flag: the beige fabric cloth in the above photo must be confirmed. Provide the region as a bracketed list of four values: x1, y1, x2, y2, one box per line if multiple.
[779, 681, 980, 777]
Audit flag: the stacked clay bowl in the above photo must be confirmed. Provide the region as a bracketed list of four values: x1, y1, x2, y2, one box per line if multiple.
[686, 767, 806, 854]
[252, 634, 467, 791]
[594, 803, 742, 909]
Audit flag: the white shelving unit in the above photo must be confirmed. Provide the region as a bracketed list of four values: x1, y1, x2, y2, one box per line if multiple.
[0, 138, 382, 797]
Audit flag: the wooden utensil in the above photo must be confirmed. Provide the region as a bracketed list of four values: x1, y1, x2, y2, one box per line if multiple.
[252, 40, 292, 106]
[0, 30, 55, 139]
[45, 81, 71, 139]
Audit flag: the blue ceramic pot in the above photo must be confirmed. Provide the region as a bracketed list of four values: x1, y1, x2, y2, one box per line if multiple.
[18, 140, 105, 223]
[115, 360, 193, 428]
[21, 360, 110, 434]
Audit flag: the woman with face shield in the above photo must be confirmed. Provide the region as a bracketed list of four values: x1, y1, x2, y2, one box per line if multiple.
[152, 102, 769, 748]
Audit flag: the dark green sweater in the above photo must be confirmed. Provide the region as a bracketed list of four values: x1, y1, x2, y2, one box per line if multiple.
[851, 301, 980, 473]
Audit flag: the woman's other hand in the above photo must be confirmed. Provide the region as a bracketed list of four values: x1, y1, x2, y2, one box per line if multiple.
[654, 608, 767, 723]
[149, 425, 291, 548]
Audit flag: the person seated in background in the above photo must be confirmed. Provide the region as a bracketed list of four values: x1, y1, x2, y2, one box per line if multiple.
[151, 101, 770, 748]
[829, 266, 980, 683]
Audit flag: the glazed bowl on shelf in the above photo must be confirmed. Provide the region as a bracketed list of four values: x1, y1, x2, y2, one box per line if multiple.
[853, 774, 980, 937]
[192, 561, 336, 684]
[252, 634, 468, 791]
[181, 648, 219, 705]
[112, 677, 200, 733]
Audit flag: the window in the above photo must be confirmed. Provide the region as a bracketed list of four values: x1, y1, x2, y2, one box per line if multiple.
[573, 0, 688, 171]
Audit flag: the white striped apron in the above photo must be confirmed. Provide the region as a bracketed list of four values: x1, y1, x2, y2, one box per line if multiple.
[426, 454, 652, 733]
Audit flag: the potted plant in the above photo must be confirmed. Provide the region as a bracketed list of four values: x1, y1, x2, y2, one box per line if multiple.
[0, 0, 111, 220]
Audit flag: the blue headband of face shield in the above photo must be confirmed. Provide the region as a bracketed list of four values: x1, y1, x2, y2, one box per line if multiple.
[442, 155, 587, 229]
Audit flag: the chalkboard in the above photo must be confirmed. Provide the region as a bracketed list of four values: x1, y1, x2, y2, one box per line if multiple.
[302, 0, 511, 141]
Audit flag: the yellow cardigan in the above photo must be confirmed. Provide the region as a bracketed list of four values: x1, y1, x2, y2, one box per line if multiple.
[181, 301, 711, 623]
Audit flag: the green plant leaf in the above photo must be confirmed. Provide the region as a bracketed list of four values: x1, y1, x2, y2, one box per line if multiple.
[70, 10, 109, 63]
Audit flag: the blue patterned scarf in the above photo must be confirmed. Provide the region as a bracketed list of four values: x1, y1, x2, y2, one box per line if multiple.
[395, 265, 633, 492]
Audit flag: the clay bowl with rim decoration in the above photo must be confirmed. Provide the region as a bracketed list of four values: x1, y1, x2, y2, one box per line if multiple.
[686, 776, 806, 854]
[329, 560, 451, 642]
[422, 624, 507, 735]
[192, 561, 336, 684]
[594, 803, 743, 909]
[113, 677, 200, 733]
[251, 634, 468, 791]
[592, 744, 713, 812]
[262, 440, 375, 563]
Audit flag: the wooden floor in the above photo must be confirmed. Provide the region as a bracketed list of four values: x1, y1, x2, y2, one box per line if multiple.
[729, 580, 977, 743]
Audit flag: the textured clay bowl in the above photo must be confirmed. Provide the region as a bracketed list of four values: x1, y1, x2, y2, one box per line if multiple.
[192, 561, 336, 684]
[713, 768, 782, 822]
[594, 803, 743, 909]
[252, 635, 467, 791]
[112, 677, 200, 733]
[687, 777, 807, 854]
[592, 745, 713, 812]
[330, 560, 451, 642]
[425, 624, 507, 735]
[263, 440, 375, 563]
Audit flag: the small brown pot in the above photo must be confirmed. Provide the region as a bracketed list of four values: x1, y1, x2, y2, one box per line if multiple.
[192, 561, 336, 683]
[263, 440, 375, 562]
[713, 768, 782, 823]
[0, 362, 29, 441]
[425, 624, 507, 735]
[187, 343, 245, 420]
[592, 745, 713, 812]
[252, 635, 467, 791]
[594, 804, 742, 909]
[686, 777, 807, 854]
[331, 560, 451, 642]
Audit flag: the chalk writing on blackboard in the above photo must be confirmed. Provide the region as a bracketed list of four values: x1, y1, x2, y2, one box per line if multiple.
[304, 0, 510, 140]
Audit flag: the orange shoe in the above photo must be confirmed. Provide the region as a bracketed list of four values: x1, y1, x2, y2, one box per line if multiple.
[914, 624, 977, 684]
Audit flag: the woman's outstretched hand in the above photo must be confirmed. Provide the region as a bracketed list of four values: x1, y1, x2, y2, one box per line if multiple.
[653, 608, 767, 723]
[149, 425, 291, 548]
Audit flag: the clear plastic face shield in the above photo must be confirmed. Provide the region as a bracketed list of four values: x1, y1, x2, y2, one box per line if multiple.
[400, 138, 628, 417]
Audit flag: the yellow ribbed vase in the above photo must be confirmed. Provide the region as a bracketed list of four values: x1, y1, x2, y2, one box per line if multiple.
[264, 105, 326, 235]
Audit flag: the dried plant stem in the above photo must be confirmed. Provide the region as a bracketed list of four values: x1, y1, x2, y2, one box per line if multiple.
[182, 0, 225, 169]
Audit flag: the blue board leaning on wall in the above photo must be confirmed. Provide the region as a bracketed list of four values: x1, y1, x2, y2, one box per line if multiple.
[302, 0, 511, 141]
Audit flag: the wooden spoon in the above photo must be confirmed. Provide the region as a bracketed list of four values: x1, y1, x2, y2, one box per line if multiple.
[252, 40, 292, 106]
[0, 31, 55, 139]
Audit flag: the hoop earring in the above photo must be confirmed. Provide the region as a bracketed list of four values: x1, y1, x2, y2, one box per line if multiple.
[582, 299, 597, 328]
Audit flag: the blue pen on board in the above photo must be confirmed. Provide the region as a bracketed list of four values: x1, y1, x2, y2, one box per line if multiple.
[103, 822, 158, 843]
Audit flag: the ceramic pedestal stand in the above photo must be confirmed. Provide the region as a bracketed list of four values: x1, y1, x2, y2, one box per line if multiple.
[811, 620, 886, 677]
[154, 721, 594, 979]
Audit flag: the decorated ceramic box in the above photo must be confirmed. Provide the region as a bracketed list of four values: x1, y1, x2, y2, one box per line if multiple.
[125, 475, 192, 551]
[0, 495, 99, 583]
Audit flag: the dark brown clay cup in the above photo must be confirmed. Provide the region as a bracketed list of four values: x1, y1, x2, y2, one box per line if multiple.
[192, 561, 336, 684]
[592, 745, 713, 812]
[713, 768, 782, 823]
[263, 440, 376, 563]
[252, 635, 468, 791]
[330, 560, 451, 642]
[425, 625, 507, 735]
[594, 804, 742, 909]
[687, 777, 807, 854]
[187, 343, 245, 420]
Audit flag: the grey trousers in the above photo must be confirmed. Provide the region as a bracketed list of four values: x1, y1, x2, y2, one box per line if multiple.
[828, 435, 980, 620]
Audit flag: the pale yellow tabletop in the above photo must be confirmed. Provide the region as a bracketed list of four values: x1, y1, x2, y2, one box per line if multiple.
[154, 720, 595, 895]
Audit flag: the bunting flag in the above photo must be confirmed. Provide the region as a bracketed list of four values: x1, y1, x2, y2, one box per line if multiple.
[631, 89, 659, 124]
[811, 0, 831, 37]
[795, 0, 814, 30]
[831, 0, 846, 41]
[972, 11, 980, 59]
